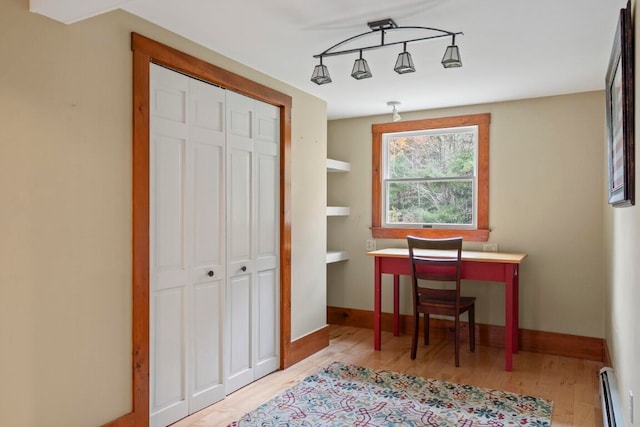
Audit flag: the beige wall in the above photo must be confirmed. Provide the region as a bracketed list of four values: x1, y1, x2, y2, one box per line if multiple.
[328, 91, 605, 337]
[0, 1, 327, 426]
[604, 1, 640, 424]
[291, 96, 328, 340]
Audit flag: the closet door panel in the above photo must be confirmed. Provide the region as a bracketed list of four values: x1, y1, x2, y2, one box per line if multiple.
[151, 289, 185, 417]
[226, 91, 253, 273]
[225, 273, 253, 393]
[149, 133, 187, 363]
[253, 101, 280, 380]
[225, 91, 256, 394]
[255, 153, 278, 272]
[226, 148, 252, 272]
[190, 78, 225, 276]
[189, 142, 224, 410]
[189, 280, 224, 412]
[254, 153, 278, 378]
[150, 64, 189, 426]
[191, 143, 224, 277]
[254, 102, 279, 270]
[254, 269, 278, 379]
[152, 136, 188, 290]
[187, 78, 226, 411]
[151, 65, 186, 123]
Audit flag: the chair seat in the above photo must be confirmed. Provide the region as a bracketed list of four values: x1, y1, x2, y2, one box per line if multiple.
[419, 295, 476, 311]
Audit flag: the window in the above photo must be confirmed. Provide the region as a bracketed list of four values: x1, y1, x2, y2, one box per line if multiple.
[372, 113, 490, 241]
[383, 126, 477, 228]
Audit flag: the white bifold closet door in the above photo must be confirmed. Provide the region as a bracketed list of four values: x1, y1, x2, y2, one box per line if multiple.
[225, 91, 280, 394]
[149, 64, 279, 427]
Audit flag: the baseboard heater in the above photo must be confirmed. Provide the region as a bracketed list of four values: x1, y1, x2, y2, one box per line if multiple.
[600, 367, 624, 426]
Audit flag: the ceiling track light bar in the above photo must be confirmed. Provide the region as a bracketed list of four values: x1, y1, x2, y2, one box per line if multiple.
[313, 26, 463, 60]
[310, 18, 463, 85]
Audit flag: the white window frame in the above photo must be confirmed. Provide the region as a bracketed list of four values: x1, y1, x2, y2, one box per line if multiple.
[381, 126, 479, 229]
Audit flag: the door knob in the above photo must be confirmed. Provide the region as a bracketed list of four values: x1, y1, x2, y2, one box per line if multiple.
[241, 266, 247, 272]
[207, 270, 214, 277]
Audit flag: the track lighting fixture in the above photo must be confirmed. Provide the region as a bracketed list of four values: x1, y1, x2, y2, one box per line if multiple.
[310, 18, 463, 85]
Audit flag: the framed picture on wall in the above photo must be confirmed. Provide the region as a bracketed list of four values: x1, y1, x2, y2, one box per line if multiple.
[605, 0, 635, 207]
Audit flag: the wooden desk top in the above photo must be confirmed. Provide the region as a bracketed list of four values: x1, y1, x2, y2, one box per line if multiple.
[366, 248, 527, 264]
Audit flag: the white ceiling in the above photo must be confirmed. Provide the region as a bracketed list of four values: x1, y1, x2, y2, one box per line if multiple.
[33, 0, 629, 119]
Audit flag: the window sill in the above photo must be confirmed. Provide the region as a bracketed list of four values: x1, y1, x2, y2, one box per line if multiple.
[370, 227, 490, 242]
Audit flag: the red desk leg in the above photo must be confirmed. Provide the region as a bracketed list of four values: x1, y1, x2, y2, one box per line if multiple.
[504, 263, 517, 371]
[512, 265, 519, 354]
[374, 256, 382, 351]
[393, 275, 400, 336]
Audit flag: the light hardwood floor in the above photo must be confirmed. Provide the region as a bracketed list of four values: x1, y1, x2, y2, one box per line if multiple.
[174, 325, 604, 426]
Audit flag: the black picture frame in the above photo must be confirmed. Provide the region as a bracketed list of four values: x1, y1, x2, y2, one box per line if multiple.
[606, 1, 635, 207]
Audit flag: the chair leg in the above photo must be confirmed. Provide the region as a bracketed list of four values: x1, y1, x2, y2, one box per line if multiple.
[454, 316, 460, 367]
[469, 305, 475, 352]
[411, 312, 419, 359]
[424, 313, 430, 345]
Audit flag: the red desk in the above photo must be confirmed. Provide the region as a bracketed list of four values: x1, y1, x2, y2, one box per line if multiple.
[366, 248, 527, 371]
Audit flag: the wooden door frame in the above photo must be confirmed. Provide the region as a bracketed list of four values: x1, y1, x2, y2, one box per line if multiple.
[103, 33, 292, 427]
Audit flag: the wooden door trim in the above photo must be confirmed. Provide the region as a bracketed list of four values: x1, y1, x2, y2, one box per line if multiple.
[103, 33, 292, 427]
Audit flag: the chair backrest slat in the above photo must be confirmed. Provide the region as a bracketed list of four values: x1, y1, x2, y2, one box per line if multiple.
[407, 235, 463, 302]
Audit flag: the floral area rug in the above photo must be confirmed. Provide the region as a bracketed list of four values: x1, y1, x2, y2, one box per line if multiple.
[229, 361, 553, 426]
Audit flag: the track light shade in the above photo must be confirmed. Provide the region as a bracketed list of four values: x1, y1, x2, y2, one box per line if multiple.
[310, 60, 332, 85]
[441, 44, 462, 68]
[394, 44, 415, 74]
[351, 52, 372, 80]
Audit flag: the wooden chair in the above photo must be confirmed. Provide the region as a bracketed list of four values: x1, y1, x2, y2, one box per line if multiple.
[407, 236, 476, 366]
